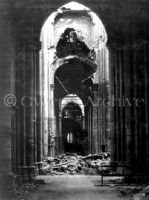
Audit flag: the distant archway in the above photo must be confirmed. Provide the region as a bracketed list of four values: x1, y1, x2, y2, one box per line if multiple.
[62, 102, 87, 155]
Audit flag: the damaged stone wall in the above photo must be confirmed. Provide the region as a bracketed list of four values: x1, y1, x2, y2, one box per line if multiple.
[1, 1, 149, 196]
[40, 2, 110, 156]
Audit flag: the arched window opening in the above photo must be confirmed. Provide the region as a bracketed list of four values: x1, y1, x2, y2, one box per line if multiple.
[62, 102, 86, 155]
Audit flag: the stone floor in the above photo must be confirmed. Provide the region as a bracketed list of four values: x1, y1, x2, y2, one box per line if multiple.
[27, 175, 133, 200]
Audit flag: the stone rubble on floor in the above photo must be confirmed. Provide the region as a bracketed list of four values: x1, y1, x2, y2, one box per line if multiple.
[115, 183, 149, 200]
[41, 153, 110, 175]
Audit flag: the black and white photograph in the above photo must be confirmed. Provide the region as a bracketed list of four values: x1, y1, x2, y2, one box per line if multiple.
[0, 0, 149, 199]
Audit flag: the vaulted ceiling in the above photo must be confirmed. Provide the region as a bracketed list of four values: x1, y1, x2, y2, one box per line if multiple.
[1, 0, 149, 46]
[54, 58, 94, 102]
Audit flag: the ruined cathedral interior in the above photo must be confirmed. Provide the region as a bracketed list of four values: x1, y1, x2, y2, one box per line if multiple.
[0, 0, 149, 199]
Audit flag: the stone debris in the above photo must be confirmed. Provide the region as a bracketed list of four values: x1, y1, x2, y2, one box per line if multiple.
[142, 185, 149, 196]
[41, 153, 110, 175]
[115, 184, 149, 200]
[15, 181, 44, 200]
[133, 185, 149, 200]
[116, 186, 143, 197]
[133, 193, 146, 200]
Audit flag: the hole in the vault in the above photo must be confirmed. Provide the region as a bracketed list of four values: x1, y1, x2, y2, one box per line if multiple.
[56, 28, 95, 60]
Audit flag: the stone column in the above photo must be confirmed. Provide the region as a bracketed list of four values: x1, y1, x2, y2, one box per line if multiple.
[33, 39, 43, 172]
[115, 49, 120, 161]
[49, 84, 56, 156]
[118, 49, 126, 162]
[108, 45, 117, 163]
[144, 44, 149, 164]
[123, 48, 134, 164]
[110, 40, 149, 175]
[92, 84, 98, 154]
[85, 106, 90, 154]
[15, 37, 28, 182]
[82, 115, 85, 129]
[24, 36, 36, 181]
[0, 14, 17, 199]
[133, 43, 148, 168]
[15, 34, 36, 183]
[89, 106, 93, 154]
[109, 45, 127, 164]
[59, 113, 63, 153]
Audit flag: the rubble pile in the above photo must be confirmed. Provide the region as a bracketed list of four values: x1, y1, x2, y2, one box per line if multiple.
[41, 153, 110, 175]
